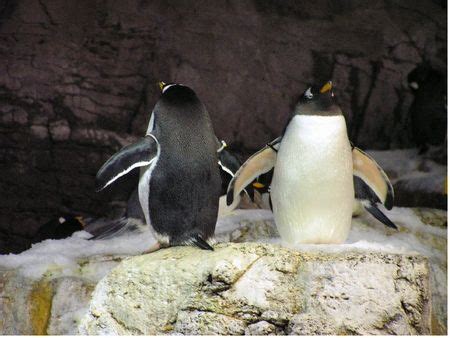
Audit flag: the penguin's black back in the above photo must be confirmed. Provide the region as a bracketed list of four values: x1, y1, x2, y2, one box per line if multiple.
[148, 86, 221, 245]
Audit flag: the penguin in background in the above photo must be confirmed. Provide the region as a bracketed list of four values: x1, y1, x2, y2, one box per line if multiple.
[407, 62, 447, 158]
[227, 81, 397, 245]
[96, 82, 243, 251]
[31, 214, 86, 244]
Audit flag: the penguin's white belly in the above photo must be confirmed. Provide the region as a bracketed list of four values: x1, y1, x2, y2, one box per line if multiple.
[271, 115, 353, 244]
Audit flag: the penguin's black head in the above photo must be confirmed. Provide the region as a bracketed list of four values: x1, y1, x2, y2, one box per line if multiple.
[158, 81, 199, 105]
[295, 81, 342, 116]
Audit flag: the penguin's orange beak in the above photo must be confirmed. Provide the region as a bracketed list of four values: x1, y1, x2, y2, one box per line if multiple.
[320, 81, 333, 94]
[158, 81, 166, 92]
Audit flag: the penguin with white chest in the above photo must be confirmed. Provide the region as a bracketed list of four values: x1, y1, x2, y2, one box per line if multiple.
[227, 81, 397, 244]
[96, 82, 236, 251]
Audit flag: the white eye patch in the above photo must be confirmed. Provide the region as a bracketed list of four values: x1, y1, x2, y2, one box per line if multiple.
[305, 87, 314, 99]
[409, 81, 419, 90]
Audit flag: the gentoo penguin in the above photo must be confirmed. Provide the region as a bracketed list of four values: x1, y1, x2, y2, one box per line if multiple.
[407, 63, 447, 158]
[227, 81, 397, 244]
[96, 82, 235, 251]
[32, 214, 85, 244]
[90, 144, 242, 240]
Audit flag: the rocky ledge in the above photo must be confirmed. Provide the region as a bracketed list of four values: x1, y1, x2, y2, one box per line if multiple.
[79, 243, 431, 335]
[0, 207, 446, 335]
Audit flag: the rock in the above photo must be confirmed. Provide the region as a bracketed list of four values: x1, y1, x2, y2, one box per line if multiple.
[79, 243, 431, 335]
[0, 208, 445, 334]
[245, 321, 279, 335]
[49, 120, 71, 141]
[0, 255, 126, 335]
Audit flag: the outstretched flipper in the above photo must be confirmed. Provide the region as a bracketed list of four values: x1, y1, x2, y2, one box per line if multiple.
[352, 147, 397, 229]
[227, 137, 281, 207]
[96, 135, 159, 191]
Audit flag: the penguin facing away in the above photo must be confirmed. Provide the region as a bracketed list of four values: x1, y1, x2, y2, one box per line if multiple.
[96, 82, 236, 251]
[227, 81, 397, 245]
[90, 141, 242, 241]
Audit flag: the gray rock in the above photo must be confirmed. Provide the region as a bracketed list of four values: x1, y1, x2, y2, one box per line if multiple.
[245, 321, 279, 335]
[79, 243, 431, 335]
[49, 120, 71, 141]
[0, 255, 125, 335]
[0, 208, 445, 335]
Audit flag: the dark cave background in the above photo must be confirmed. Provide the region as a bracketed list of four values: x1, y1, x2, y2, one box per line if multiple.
[0, 0, 446, 253]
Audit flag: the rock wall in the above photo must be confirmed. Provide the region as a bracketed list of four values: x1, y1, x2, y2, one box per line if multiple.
[0, 0, 446, 252]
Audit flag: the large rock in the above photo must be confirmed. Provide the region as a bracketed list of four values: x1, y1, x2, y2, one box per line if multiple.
[0, 207, 445, 335]
[79, 243, 431, 335]
[0, 255, 125, 335]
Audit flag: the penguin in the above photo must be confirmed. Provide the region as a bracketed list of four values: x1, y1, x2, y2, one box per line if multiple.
[96, 82, 235, 251]
[407, 63, 447, 155]
[227, 81, 397, 245]
[91, 137, 242, 241]
[32, 214, 85, 244]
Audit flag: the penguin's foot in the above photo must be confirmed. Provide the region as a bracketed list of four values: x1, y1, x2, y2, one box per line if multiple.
[142, 242, 161, 254]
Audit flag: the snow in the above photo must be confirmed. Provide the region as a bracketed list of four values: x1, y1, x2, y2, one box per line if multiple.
[216, 206, 446, 259]
[0, 227, 156, 280]
[0, 205, 445, 282]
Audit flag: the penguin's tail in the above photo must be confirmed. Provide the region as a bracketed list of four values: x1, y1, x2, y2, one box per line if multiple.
[86, 217, 147, 240]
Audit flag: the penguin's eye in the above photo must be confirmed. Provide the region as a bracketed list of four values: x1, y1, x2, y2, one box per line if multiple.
[304, 87, 314, 99]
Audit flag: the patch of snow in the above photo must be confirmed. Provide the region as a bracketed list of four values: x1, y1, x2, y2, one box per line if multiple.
[0, 204, 445, 285]
[0, 228, 156, 280]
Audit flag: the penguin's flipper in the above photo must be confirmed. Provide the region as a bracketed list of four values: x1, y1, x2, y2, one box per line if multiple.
[363, 203, 398, 229]
[226, 137, 281, 207]
[352, 147, 394, 209]
[354, 172, 398, 230]
[216, 139, 241, 181]
[96, 135, 158, 191]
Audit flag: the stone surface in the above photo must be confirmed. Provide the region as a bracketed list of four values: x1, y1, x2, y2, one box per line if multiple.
[0, 0, 446, 253]
[0, 208, 445, 335]
[79, 243, 431, 335]
[0, 255, 125, 335]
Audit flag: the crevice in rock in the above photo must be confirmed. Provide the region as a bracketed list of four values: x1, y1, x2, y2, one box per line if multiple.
[38, 0, 57, 26]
